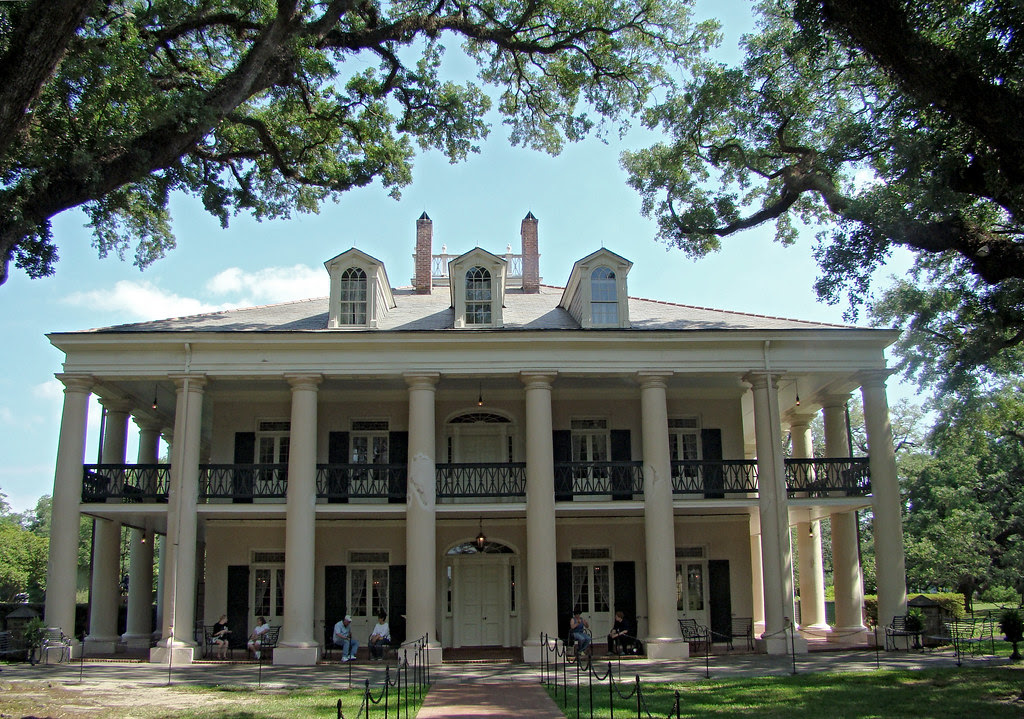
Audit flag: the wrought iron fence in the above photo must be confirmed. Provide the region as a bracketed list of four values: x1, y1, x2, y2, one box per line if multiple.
[436, 463, 526, 499]
[670, 460, 758, 497]
[82, 464, 170, 503]
[200, 464, 288, 500]
[315, 464, 406, 502]
[784, 458, 871, 497]
[554, 461, 644, 500]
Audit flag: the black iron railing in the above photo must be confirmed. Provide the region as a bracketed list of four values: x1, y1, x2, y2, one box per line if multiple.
[553, 461, 644, 499]
[315, 464, 406, 502]
[671, 459, 758, 497]
[82, 464, 170, 502]
[82, 457, 872, 502]
[200, 463, 288, 500]
[436, 463, 526, 499]
[784, 457, 871, 497]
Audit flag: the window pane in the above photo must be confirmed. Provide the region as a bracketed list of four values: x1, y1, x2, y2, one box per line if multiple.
[675, 564, 686, 611]
[592, 302, 618, 324]
[687, 564, 704, 611]
[277, 437, 289, 464]
[350, 568, 367, 616]
[372, 568, 389, 616]
[258, 438, 276, 464]
[593, 565, 610, 612]
[276, 568, 286, 615]
[591, 267, 616, 300]
[255, 569, 271, 615]
[571, 565, 590, 613]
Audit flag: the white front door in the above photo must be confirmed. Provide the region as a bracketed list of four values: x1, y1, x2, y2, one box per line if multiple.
[455, 560, 506, 647]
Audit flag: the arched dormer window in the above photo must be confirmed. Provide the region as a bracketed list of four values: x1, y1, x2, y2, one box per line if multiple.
[465, 266, 492, 325]
[339, 267, 368, 325]
[590, 266, 618, 325]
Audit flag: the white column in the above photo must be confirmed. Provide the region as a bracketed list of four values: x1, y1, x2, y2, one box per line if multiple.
[790, 416, 829, 634]
[85, 399, 132, 655]
[638, 372, 687, 659]
[123, 419, 161, 648]
[521, 372, 558, 663]
[275, 374, 322, 665]
[44, 375, 92, 659]
[861, 372, 907, 629]
[404, 372, 441, 663]
[746, 372, 803, 654]
[151, 376, 205, 665]
[748, 511, 765, 634]
[822, 398, 867, 644]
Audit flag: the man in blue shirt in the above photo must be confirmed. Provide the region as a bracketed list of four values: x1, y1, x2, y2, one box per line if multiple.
[333, 615, 358, 661]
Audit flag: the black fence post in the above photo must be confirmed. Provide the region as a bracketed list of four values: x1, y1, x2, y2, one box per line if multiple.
[634, 675, 641, 719]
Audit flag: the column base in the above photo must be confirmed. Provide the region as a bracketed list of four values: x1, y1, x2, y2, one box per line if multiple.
[83, 635, 120, 655]
[522, 637, 560, 664]
[829, 626, 871, 647]
[273, 645, 321, 666]
[420, 641, 443, 666]
[643, 637, 689, 660]
[798, 623, 833, 641]
[755, 632, 808, 655]
[121, 633, 154, 650]
[149, 644, 197, 665]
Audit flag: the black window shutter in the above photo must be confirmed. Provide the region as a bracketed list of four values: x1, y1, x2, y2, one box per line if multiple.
[610, 429, 632, 500]
[708, 559, 732, 643]
[389, 565, 407, 644]
[327, 431, 350, 504]
[552, 430, 572, 502]
[701, 428, 724, 499]
[556, 562, 573, 643]
[388, 431, 408, 504]
[324, 565, 347, 645]
[612, 561, 637, 632]
[226, 565, 250, 648]
[233, 432, 256, 504]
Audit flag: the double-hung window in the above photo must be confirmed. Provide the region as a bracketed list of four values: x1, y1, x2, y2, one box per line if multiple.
[339, 267, 368, 325]
[465, 266, 492, 325]
[590, 266, 618, 325]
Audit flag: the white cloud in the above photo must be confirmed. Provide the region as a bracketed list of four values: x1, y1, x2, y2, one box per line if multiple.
[32, 379, 64, 402]
[64, 280, 237, 321]
[206, 264, 323, 303]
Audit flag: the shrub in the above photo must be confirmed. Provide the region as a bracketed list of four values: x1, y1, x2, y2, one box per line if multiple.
[999, 608, 1023, 661]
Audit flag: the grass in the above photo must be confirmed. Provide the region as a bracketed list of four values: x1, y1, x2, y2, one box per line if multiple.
[0, 681, 428, 719]
[546, 667, 1024, 718]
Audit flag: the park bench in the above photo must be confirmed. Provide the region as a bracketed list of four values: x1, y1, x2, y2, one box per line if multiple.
[249, 625, 280, 661]
[928, 617, 995, 657]
[885, 615, 919, 651]
[678, 618, 710, 653]
[0, 630, 26, 662]
[40, 627, 72, 664]
[713, 617, 754, 651]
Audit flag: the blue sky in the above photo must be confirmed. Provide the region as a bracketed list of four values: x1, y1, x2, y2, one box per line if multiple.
[0, 1, 915, 512]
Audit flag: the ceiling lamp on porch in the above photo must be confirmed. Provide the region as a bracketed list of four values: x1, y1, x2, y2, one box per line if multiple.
[477, 383, 484, 407]
[475, 518, 487, 551]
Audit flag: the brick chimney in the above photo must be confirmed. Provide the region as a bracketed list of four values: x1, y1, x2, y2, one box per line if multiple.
[521, 211, 540, 293]
[414, 212, 432, 294]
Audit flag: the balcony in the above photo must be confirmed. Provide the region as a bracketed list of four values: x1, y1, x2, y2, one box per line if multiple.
[80, 457, 870, 504]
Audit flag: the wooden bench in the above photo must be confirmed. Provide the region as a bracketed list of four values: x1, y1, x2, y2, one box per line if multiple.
[885, 615, 919, 651]
[678, 618, 710, 652]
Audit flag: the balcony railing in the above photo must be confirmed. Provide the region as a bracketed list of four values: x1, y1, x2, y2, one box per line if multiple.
[315, 464, 406, 502]
[81, 457, 871, 503]
[671, 460, 758, 496]
[437, 463, 526, 499]
[83, 464, 170, 503]
[784, 457, 871, 497]
[553, 461, 645, 499]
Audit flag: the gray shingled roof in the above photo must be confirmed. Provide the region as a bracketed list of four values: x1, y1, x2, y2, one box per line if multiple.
[83, 285, 851, 334]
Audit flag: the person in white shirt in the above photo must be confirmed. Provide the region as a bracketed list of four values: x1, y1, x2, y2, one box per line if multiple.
[333, 614, 359, 661]
[247, 616, 270, 659]
[368, 610, 391, 660]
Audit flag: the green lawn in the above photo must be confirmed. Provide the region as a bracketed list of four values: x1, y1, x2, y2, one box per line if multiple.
[546, 668, 1024, 719]
[172, 685, 426, 718]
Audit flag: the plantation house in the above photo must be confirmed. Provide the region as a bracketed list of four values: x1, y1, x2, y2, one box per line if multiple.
[43, 213, 907, 665]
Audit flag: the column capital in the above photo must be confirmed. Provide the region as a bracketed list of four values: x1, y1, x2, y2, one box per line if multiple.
[787, 413, 817, 430]
[404, 371, 440, 389]
[520, 371, 557, 389]
[819, 393, 851, 410]
[636, 371, 672, 389]
[55, 373, 93, 394]
[99, 397, 134, 413]
[857, 369, 895, 389]
[743, 371, 780, 391]
[168, 374, 207, 391]
[133, 416, 164, 433]
[285, 373, 323, 391]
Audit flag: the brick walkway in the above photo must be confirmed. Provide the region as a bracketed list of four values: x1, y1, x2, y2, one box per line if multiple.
[415, 681, 563, 718]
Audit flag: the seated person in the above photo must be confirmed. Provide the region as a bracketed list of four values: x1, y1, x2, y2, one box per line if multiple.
[570, 611, 591, 655]
[247, 616, 270, 659]
[211, 614, 231, 659]
[368, 610, 391, 660]
[607, 610, 632, 654]
[333, 614, 358, 661]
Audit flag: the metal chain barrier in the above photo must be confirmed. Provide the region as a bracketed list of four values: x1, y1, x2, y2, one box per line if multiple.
[347, 633, 429, 719]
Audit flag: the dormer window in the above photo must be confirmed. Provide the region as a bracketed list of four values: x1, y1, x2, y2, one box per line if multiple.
[559, 249, 632, 328]
[466, 266, 493, 325]
[324, 249, 395, 329]
[590, 267, 618, 325]
[449, 248, 507, 328]
[340, 267, 368, 324]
